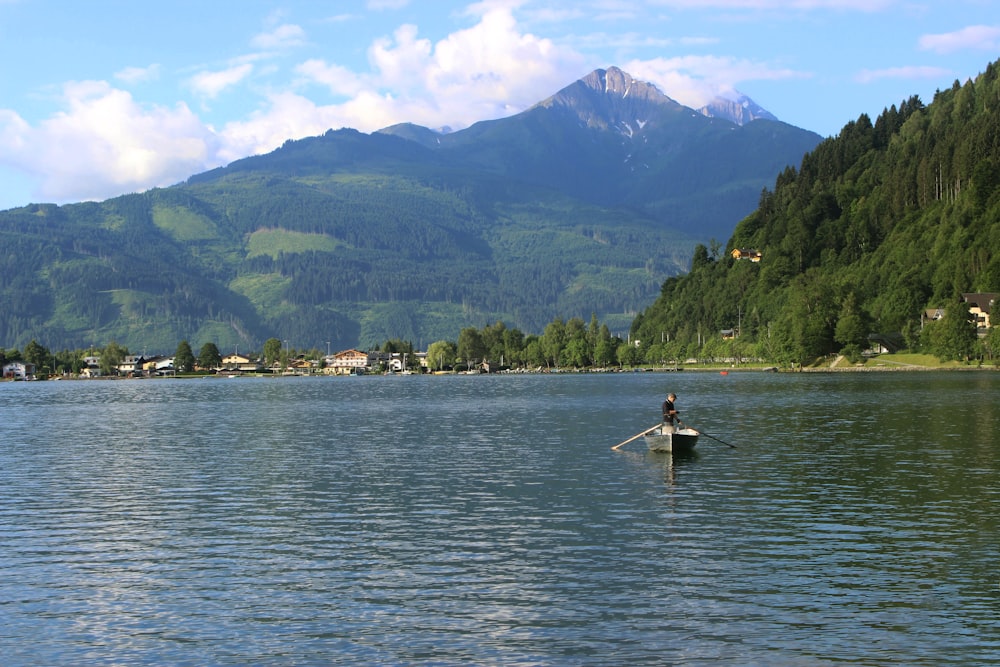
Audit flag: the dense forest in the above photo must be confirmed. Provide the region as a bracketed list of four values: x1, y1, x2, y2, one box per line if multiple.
[631, 59, 1000, 366]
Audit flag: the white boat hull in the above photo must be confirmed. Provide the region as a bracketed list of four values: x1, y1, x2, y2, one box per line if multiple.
[644, 427, 699, 453]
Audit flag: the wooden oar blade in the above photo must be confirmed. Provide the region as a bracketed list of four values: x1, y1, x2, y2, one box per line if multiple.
[611, 424, 661, 450]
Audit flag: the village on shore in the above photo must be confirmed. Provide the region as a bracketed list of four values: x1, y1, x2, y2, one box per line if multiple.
[3, 292, 997, 381]
[4, 344, 996, 382]
[2, 346, 738, 380]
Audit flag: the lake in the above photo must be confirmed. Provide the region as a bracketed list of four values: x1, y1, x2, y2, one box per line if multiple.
[1, 371, 998, 665]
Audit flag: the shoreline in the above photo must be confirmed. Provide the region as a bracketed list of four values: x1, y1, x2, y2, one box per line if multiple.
[4, 363, 997, 382]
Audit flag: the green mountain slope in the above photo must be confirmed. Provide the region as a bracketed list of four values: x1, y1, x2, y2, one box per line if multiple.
[631, 60, 1000, 364]
[0, 67, 820, 353]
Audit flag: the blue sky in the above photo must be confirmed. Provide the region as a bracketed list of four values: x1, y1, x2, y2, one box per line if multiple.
[1, 0, 997, 210]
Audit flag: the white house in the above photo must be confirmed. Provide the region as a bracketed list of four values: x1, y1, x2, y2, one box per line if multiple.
[141, 356, 175, 376]
[118, 355, 144, 376]
[221, 353, 261, 373]
[2, 361, 36, 380]
[963, 293, 997, 336]
[78, 355, 102, 378]
[326, 349, 370, 375]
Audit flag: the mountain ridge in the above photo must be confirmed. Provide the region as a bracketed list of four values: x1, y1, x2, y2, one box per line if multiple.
[0, 66, 822, 353]
[382, 66, 778, 143]
[698, 92, 777, 125]
[536, 66, 685, 133]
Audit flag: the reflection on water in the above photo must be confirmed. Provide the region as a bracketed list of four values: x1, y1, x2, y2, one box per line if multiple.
[1, 372, 998, 665]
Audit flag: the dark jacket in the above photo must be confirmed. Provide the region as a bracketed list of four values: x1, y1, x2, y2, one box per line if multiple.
[662, 399, 677, 424]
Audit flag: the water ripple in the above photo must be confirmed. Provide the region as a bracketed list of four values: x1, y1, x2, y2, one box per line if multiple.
[1, 373, 998, 665]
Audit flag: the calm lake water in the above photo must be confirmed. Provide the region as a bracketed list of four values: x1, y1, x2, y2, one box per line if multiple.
[1, 371, 998, 665]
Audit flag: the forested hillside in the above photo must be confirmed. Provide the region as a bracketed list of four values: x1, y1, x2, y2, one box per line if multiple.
[631, 59, 1000, 365]
[0, 67, 819, 353]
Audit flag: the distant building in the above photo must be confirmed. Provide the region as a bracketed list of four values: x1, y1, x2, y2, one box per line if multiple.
[386, 353, 409, 373]
[326, 349, 370, 375]
[118, 355, 144, 376]
[731, 248, 762, 262]
[142, 356, 175, 376]
[962, 293, 997, 335]
[288, 356, 317, 374]
[2, 361, 35, 380]
[80, 355, 101, 378]
[866, 333, 903, 355]
[221, 354, 261, 373]
[922, 307, 945, 326]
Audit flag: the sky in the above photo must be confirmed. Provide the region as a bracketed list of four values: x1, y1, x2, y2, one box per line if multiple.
[0, 0, 998, 211]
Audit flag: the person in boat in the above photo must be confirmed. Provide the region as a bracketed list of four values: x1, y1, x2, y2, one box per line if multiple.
[661, 392, 679, 433]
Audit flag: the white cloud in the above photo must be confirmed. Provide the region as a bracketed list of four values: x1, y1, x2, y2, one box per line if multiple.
[189, 63, 254, 98]
[295, 59, 368, 97]
[115, 64, 161, 85]
[217, 91, 407, 162]
[321, 13, 357, 24]
[395, 5, 585, 120]
[625, 55, 805, 107]
[0, 81, 219, 203]
[919, 25, 1000, 54]
[295, 4, 586, 131]
[855, 65, 953, 84]
[2, 4, 590, 206]
[366, 0, 410, 8]
[251, 23, 308, 50]
[525, 7, 587, 23]
[0, 109, 31, 153]
[369, 24, 435, 91]
[648, 0, 891, 9]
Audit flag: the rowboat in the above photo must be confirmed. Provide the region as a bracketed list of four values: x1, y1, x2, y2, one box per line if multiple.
[644, 426, 700, 453]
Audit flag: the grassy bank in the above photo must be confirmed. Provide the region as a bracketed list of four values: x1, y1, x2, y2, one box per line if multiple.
[812, 353, 996, 371]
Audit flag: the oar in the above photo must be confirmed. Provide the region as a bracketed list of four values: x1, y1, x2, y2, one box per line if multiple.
[679, 420, 737, 448]
[611, 424, 661, 451]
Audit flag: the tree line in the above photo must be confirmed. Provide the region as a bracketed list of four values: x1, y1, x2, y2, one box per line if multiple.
[7, 295, 999, 378]
[3, 311, 654, 378]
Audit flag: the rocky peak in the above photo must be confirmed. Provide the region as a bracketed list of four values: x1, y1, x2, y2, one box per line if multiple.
[579, 66, 667, 104]
[698, 93, 777, 126]
[536, 66, 777, 136]
[536, 66, 684, 136]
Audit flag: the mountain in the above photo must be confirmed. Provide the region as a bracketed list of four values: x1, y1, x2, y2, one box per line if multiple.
[699, 92, 777, 125]
[630, 59, 1000, 365]
[0, 67, 822, 354]
[385, 67, 818, 241]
